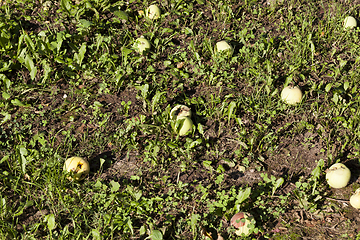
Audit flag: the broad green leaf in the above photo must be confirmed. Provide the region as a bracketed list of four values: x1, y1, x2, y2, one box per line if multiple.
[113, 10, 128, 21]
[2, 92, 10, 100]
[151, 91, 166, 113]
[46, 214, 56, 231]
[325, 83, 332, 92]
[0, 34, 10, 50]
[79, 19, 93, 29]
[11, 99, 26, 107]
[122, 47, 132, 58]
[110, 180, 120, 193]
[60, 0, 71, 13]
[56, 31, 65, 52]
[197, 123, 204, 136]
[0, 74, 11, 89]
[167, 141, 178, 149]
[136, 84, 149, 99]
[311, 159, 324, 179]
[151, 230, 163, 240]
[95, 34, 104, 52]
[203, 161, 212, 169]
[190, 214, 200, 234]
[93, 101, 103, 108]
[24, 33, 35, 54]
[25, 200, 34, 208]
[19, 145, 28, 174]
[339, 59, 347, 69]
[139, 226, 146, 235]
[99, 158, 105, 169]
[119, 47, 131, 66]
[41, 60, 51, 82]
[188, 138, 202, 149]
[163, 60, 172, 67]
[237, 187, 251, 205]
[284, 75, 292, 87]
[227, 101, 236, 123]
[1, 112, 11, 124]
[24, 54, 37, 80]
[75, 42, 87, 65]
[91, 229, 101, 240]
[272, 177, 284, 196]
[1, 198, 5, 211]
[126, 217, 134, 235]
[17, 34, 25, 57]
[0, 155, 9, 164]
[134, 191, 142, 201]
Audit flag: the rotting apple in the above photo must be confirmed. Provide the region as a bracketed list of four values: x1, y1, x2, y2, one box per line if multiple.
[170, 105, 192, 120]
[325, 163, 351, 189]
[146, 5, 161, 20]
[344, 16, 357, 30]
[170, 105, 193, 136]
[350, 188, 360, 209]
[230, 212, 255, 236]
[133, 37, 151, 54]
[215, 40, 233, 57]
[280, 85, 303, 104]
[64, 157, 90, 181]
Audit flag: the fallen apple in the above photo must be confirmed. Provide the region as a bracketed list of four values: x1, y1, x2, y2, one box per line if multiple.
[280, 85, 303, 104]
[170, 105, 192, 120]
[230, 212, 255, 236]
[215, 40, 233, 57]
[170, 105, 193, 136]
[176, 116, 193, 136]
[350, 188, 360, 209]
[344, 16, 357, 30]
[146, 4, 161, 20]
[133, 37, 151, 54]
[325, 163, 351, 189]
[64, 157, 90, 181]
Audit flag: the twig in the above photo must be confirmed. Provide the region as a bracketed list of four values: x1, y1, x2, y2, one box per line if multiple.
[325, 197, 349, 203]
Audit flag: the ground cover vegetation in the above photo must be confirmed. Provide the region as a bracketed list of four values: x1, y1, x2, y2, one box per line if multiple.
[1, 0, 360, 239]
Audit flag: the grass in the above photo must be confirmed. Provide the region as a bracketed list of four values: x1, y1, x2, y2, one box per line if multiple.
[1, 0, 360, 239]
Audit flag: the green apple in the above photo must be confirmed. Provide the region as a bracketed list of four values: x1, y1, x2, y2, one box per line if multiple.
[215, 40, 233, 57]
[64, 157, 90, 181]
[176, 116, 193, 136]
[344, 16, 357, 30]
[350, 188, 360, 209]
[325, 163, 351, 189]
[230, 212, 255, 236]
[146, 5, 161, 20]
[280, 86, 303, 104]
[134, 37, 151, 54]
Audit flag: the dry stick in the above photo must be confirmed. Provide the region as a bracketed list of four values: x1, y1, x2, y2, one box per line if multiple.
[325, 197, 349, 203]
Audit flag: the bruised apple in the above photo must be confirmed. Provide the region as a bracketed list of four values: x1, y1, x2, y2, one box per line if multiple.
[170, 105, 193, 136]
[344, 16, 357, 30]
[215, 40, 233, 57]
[280, 86, 303, 104]
[350, 188, 360, 209]
[64, 157, 90, 181]
[146, 5, 161, 20]
[325, 163, 351, 189]
[230, 212, 255, 236]
[170, 105, 192, 120]
[134, 37, 151, 54]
